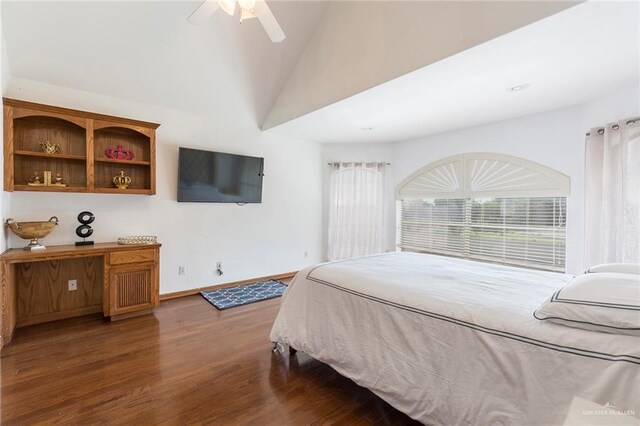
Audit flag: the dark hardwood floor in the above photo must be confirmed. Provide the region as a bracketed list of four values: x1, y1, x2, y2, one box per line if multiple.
[1, 292, 421, 425]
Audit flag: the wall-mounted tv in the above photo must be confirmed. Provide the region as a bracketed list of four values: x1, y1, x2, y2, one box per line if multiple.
[177, 147, 264, 203]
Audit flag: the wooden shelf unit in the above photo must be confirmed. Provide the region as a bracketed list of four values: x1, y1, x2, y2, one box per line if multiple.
[3, 98, 159, 195]
[13, 184, 88, 193]
[0, 242, 161, 349]
[14, 150, 87, 161]
[95, 158, 151, 166]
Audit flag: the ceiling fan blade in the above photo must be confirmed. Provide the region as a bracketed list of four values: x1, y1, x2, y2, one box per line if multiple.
[187, 0, 220, 25]
[253, 0, 286, 43]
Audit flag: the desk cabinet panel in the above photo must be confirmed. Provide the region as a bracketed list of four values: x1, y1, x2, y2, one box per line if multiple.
[109, 249, 156, 266]
[16, 257, 103, 327]
[109, 263, 157, 317]
[105, 245, 160, 320]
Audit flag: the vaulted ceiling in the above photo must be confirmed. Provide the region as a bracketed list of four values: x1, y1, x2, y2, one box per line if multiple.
[269, 0, 639, 143]
[261, 1, 578, 130]
[1, 1, 329, 127]
[3, 1, 634, 145]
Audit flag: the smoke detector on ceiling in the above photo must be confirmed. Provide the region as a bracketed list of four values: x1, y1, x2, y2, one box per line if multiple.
[508, 83, 530, 92]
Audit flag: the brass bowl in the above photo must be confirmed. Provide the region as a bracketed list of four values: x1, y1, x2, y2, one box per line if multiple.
[5, 217, 59, 250]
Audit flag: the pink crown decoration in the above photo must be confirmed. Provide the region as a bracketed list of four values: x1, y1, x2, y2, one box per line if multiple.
[105, 145, 134, 160]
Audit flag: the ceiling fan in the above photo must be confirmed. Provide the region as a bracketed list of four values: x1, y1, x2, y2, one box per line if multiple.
[188, 0, 286, 43]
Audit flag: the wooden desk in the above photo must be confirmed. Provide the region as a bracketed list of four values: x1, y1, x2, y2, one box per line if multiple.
[0, 242, 160, 348]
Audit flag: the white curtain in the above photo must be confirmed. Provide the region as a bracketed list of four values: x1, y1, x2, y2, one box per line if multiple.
[328, 162, 386, 261]
[585, 117, 640, 267]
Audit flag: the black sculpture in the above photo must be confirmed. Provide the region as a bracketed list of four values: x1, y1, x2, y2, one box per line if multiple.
[75, 211, 95, 246]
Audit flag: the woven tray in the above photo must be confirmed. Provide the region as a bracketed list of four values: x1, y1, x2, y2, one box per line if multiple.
[117, 236, 157, 245]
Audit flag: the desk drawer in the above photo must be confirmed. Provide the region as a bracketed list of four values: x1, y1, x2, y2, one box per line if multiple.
[109, 248, 156, 265]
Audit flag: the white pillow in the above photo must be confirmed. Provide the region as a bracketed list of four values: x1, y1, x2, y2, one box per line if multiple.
[587, 263, 640, 275]
[534, 272, 640, 336]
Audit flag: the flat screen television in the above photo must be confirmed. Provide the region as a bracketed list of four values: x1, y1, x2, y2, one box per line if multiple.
[177, 147, 264, 203]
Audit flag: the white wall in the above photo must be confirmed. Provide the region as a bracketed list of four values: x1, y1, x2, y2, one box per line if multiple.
[580, 83, 640, 126]
[0, 8, 11, 252]
[322, 83, 639, 274]
[4, 78, 324, 294]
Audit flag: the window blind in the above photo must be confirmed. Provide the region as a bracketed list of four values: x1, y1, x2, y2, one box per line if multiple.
[398, 197, 567, 272]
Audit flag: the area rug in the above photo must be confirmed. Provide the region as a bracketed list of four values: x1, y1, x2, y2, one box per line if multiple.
[201, 280, 287, 310]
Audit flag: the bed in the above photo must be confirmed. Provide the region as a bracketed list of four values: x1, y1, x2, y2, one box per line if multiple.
[270, 252, 640, 425]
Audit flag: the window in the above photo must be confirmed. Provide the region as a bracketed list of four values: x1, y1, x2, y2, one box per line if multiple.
[398, 197, 567, 272]
[396, 153, 570, 272]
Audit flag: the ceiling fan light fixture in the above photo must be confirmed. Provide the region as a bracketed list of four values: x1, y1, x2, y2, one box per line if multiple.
[239, 7, 257, 23]
[238, 0, 256, 10]
[188, 0, 286, 43]
[218, 0, 236, 16]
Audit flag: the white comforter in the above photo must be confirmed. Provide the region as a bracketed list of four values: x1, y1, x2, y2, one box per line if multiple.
[270, 252, 640, 425]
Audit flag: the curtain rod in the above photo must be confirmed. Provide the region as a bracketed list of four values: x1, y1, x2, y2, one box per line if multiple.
[586, 117, 640, 136]
[327, 162, 391, 165]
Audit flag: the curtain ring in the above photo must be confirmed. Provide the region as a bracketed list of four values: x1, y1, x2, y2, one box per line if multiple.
[612, 124, 620, 130]
[627, 119, 639, 126]
[597, 128, 605, 135]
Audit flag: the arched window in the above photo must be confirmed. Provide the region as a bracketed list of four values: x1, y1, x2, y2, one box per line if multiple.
[396, 153, 570, 272]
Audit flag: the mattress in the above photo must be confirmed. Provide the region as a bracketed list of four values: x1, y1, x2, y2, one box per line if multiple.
[270, 252, 640, 425]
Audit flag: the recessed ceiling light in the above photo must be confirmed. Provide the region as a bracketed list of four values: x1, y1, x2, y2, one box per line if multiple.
[508, 83, 530, 92]
[360, 127, 374, 131]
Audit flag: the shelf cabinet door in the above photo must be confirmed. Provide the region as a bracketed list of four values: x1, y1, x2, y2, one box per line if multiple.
[108, 263, 158, 318]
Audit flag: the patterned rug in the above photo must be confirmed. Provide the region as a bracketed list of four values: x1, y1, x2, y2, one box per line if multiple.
[201, 280, 287, 310]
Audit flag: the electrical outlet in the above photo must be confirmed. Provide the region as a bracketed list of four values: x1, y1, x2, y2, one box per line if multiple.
[178, 266, 186, 276]
[68, 279, 78, 291]
[304, 250, 308, 259]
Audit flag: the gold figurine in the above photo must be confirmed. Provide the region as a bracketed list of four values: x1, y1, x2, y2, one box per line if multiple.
[51, 172, 66, 187]
[29, 171, 67, 187]
[38, 141, 61, 155]
[113, 171, 132, 189]
[28, 171, 45, 186]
